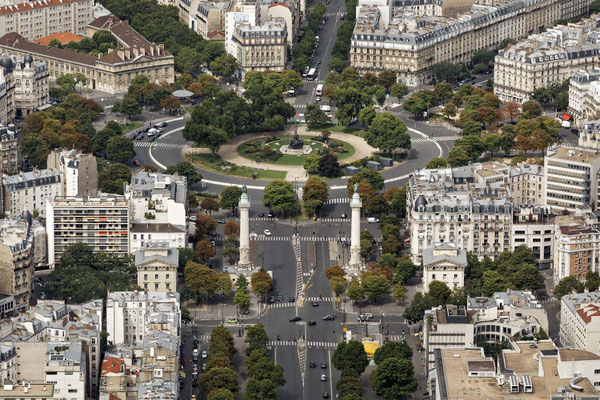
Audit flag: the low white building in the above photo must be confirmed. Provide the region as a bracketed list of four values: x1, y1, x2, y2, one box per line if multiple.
[135, 244, 178, 292]
[560, 292, 600, 354]
[3, 169, 63, 217]
[422, 243, 466, 291]
[130, 223, 186, 254]
[512, 206, 554, 268]
[106, 291, 180, 346]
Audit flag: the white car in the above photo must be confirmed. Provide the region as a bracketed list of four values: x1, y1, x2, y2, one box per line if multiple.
[250, 232, 258, 238]
[189, 215, 197, 222]
[367, 217, 379, 223]
[264, 229, 272, 236]
[320, 105, 331, 112]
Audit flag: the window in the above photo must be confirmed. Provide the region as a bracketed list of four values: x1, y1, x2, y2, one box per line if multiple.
[594, 369, 600, 374]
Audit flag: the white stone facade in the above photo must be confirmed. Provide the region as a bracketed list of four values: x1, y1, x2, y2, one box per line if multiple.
[3, 169, 63, 218]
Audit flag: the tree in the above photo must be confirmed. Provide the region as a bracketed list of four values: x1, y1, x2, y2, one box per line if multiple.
[184, 262, 219, 298]
[336, 376, 363, 398]
[482, 270, 509, 296]
[554, 276, 585, 298]
[105, 136, 135, 163]
[361, 273, 391, 301]
[244, 379, 278, 400]
[234, 288, 250, 310]
[201, 197, 220, 214]
[209, 54, 239, 78]
[403, 94, 429, 119]
[428, 281, 452, 304]
[512, 264, 542, 290]
[318, 150, 342, 178]
[358, 106, 377, 130]
[196, 240, 216, 263]
[223, 238, 240, 265]
[374, 342, 412, 365]
[365, 112, 410, 155]
[98, 163, 132, 195]
[224, 220, 240, 238]
[586, 271, 600, 292]
[303, 153, 320, 174]
[392, 284, 404, 302]
[348, 169, 385, 194]
[347, 276, 364, 302]
[56, 74, 77, 92]
[366, 194, 389, 215]
[521, 100, 543, 119]
[220, 186, 243, 214]
[330, 276, 347, 297]
[248, 359, 286, 387]
[371, 357, 418, 399]
[236, 274, 248, 291]
[302, 177, 328, 214]
[390, 82, 408, 98]
[199, 367, 238, 393]
[245, 324, 268, 354]
[207, 388, 235, 400]
[195, 215, 217, 239]
[116, 94, 141, 119]
[326, 265, 346, 280]
[336, 86, 373, 125]
[160, 95, 181, 114]
[263, 180, 298, 216]
[178, 247, 196, 270]
[426, 158, 448, 169]
[378, 70, 397, 90]
[251, 268, 273, 299]
[305, 103, 331, 129]
[432, 62, 467, 83]
[433, 82, 453, 104]
[332, 340, 369, 377]
[164, 162, 202, 185]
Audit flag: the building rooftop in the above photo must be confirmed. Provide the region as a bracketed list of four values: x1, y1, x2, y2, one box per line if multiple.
[559, 348, 600, 361]
[130, 223, 185, 233]
[0, 383, 54, 398]
[422, 243, 467, 266]
[35, 32, 84, 46]
[0, 0, 85, 15]
[548, 146, 600, 164]
[134, 244, 178, 267]
[4, 168, 61, 189]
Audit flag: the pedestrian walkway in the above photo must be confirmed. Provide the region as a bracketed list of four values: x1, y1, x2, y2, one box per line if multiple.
[266, 302, 295, 309]
[267, 340, 297, 346]
[300, 236, 339, 242]
[134, 142, 185, 149]
[191, 334, 212, 341]
[317, 218, 350, 223]
[250, 235, 292, 241]
[305, 296, 335, 302]
[249, 217, 279, 221]
[325, 198, 349, 205]
[412, 136, 460, 143]
[388, 335, 406, 342]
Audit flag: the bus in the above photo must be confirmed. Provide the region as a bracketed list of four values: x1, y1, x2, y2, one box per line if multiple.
[307, 68, 317, 80]
[316, 83, 323, 96]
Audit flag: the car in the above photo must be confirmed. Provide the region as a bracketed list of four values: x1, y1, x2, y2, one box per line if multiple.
[315, 35, 320, 42]
[201, 350, 207, 359]
[364, 312, 373, 319]
[250, 232, 258, 238]
[340, 12, 346, 19]
[341, 213, 347, 218]
[321, 374, 327, 381]
[268, 296, 276, 303]
[210, 239, 216, 246]
[133, 160, 140, 166]
[192, 395, 197, 400]
[323, 392, 330, 399]
[264, 229, 272, 236]
[258, 212, 265, 217]
[289, 296, 295, 303]
[320, 105, 331, 112]
[157, 121, 168, 128]
[323, 315, 335, 321]
[312, 301, 319, 307]
[193, 339, 199, 347]
[289, 316, 302, 322]
[201, 363, 206, 371]
[192, 349, 199, 362]
[276, 294, 284, 301]
[227, 317, 239, 324]
[308, 320, 316, 326]
[136, 134, 144, 140]
[367, 217, 379, 223]
[147, 128, 159, 137]
[316, 58, 321, 66]
[315, 95, 321, 102]
[309, 361, 317, 368]
[217, 218, 226, 224]
[572, 128, 580, 134]
[192, 364, 199, 373]
[321, 362, 327, 369]
[267, 211, 274, 218]
[189, 215, 197, 222]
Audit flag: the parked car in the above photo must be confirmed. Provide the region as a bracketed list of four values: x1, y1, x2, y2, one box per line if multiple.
[192, 349, 199, 362]
[323, 393, 330, 399]
[157, 121, 168, 128]
[320, 105, 331, 112]
[367, 217, 379, 223]
[201, 350, 208, 359]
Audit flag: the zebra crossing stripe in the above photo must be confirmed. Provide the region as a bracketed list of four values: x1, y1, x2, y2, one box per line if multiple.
[266, 303, 295, 309]
[325, 198, 349, 204]
[250, 236, 292, 241]
[305, 296, 335, 302]
[307, 341, 338, 348]
[249, 217, 279, 221]
[267, 340, 297, 346]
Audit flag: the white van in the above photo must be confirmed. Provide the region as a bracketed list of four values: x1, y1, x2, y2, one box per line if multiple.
[367, 217, 379, 223]
[147, 128, 159, 137]
[320, 105, 331, 112]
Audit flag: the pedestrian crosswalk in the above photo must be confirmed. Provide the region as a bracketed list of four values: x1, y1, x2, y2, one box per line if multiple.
[325, 198, 350, 205]
[266, 302, 295, 309]
[305, 296, 335, 302]
[133, 142, 185, 149]
[249, 217, 279, 221]
[267, 340, 298, 346]
[250, 235, 292, 241]
[307, 341, 338, 348]
[412, 136, 460, 143]
[300, 236, 339, 242]
[388, 335, 406, 342]
[317, 218, 350, 223]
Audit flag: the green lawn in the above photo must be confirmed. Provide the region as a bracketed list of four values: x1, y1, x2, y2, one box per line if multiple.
[120, 121, 143, 132]
[185, 153, 287, 180]
[237, 135, 355, 165]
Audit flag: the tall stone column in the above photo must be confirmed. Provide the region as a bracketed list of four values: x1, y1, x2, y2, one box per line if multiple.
[348, 183, 363, 271]
[238, 185, 252, 269]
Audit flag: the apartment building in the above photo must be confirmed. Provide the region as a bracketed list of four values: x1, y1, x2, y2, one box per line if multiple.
[232, 18, 287, 75]
[266, 1, 297, 45]
[0, 212, 34, 310]
[495, 17, 600, 103]
[0, 59, 14, 126]
[130, 223, 186, 254]
[3, 169, 63, 218]
[180, 0, 229, 40]
[106, 291, 180, 346]
[45, 195, 130, 266]
[0, 54, 50, 119]
[544, 146, 600, 212]
[350, 0, 568, 86]
[422, 243, 466, 291]
[560, 292, 600, 354]
[225, 0, 261, 55]
[135, 244, 178, 292]
[407, 166, 512, 262]
[508, 164, 545, 206]
[512, 206, 555, 268]
[569, 69, 600, 125]
[0, 383, 55, 399]
[47, 149, 97, 197]
[554, 224, 600, 283]
[0, 16, 175, 94]
[0, 299, 103, 397]
[0, 0, 94, 42]
[429, 344, 600, 400]
[0, 124, 18, 174]
[392, 0, 442, 17]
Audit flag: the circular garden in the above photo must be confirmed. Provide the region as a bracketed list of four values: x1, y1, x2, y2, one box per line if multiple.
[237, 134, 355, 165]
